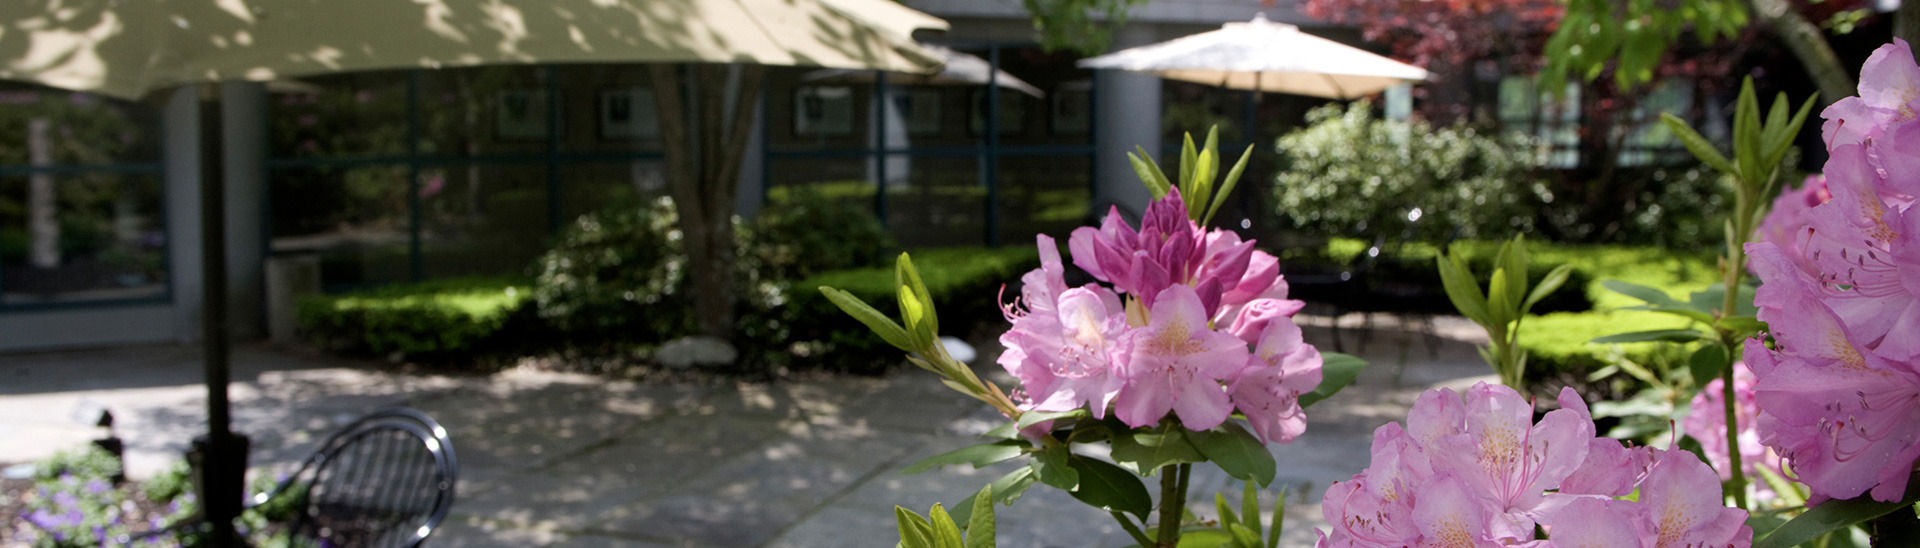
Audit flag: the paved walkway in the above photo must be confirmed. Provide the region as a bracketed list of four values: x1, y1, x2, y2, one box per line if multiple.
[0, 315, 1494, 547]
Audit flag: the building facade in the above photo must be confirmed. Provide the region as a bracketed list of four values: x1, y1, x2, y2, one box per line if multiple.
[0, 1, 1353, 351]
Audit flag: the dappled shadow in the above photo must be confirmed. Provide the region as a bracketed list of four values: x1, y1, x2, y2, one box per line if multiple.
[0, 0, 942, 100]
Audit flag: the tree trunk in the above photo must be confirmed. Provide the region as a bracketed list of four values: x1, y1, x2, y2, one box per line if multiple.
[1898, 0, 1920, 51]
[651, 63, 766, 340]
[28, 117, 58, 269]
[1749, 0, 1855, 105]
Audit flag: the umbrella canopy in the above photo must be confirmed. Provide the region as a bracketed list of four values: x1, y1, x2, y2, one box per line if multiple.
[1076, 13, 1426, 99]
[1, 0, 948, 100]
[800, 45, 1045, 98]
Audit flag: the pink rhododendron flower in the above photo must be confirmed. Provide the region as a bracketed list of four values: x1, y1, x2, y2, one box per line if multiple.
[1542, 449, 1751, 548]
[1113, 284, 1248, 430]
[1681, 362, 1784, 494]
[1799, 149, 1920, 361]
[1067, 188, 1206, 309]
[1230, 318, 1323, 444]
[1821, 38, 1920, 149]
[1319, 384, 1750, 548]
[1000, 186, 1325, 446]
[1746, 243, 1920, 503]
[1752, 174, 1828, 276]
[999, 235, 1126, 418]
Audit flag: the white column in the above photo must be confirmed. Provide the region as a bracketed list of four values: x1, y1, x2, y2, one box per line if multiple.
[1092, 23, 1162, 223]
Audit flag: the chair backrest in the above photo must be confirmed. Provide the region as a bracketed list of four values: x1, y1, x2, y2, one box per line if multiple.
[271, 408, 457, 548]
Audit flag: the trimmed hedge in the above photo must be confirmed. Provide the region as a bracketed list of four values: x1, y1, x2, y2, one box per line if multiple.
[782, 246, 1043, 374]
[296, 276, 534, 361]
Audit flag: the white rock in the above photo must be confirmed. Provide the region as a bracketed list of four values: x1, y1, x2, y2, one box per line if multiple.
[940, 336, 976, 364]
[657, 336, 738, 369]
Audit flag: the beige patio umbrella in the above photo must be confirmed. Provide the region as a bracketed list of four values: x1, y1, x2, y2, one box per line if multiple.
[1076, 13, 1426, 99]
[1, 0, 947, 100]
[800, 45, 1046, 98]
[0, 2, 945, 545]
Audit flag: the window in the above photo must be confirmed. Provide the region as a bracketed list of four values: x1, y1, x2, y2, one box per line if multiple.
[1498, 76, 1581, 169]
[0, 86, 168, 306]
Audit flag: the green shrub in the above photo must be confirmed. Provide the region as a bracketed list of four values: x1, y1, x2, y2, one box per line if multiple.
[295, 276, 531, 361]
[1274, 102, 1544, 243]
[782, 246, 1043, 374]
[529, 197, 698, 345]
[748, 188, 896, 281]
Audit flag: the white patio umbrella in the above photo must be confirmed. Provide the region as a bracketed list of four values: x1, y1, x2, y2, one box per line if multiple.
[1076, 13, 1427, 99]
[0, 2, 945, 545]
[800, 45, 1045, 98]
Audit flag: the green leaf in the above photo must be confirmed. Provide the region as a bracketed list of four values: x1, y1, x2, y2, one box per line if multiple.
[898, 506, 935, 548]
[1754, 483, 1920, 548]
[1031, 445, 1081, 490]
[1720, 316, 1768, 336]
[1662, 113, 1738, 176]
[1755, 463, 1806, 509]
[1202, 144, 1254, 228]
[929, 504, 965, 548]
[982, 422, 1018, 440]
[1111, 422, 1207, 472]
[1486, 269, 1515, 329]
[1689, 344, 1729, 386]
[1602, 280, 1715, 322]
[1299, 352, 1367, 408]
[1436, 252, 1490, 326]
[1228, 523, 1262, 548]
[900, 440, 1029, 475]
[1066, 455, 1154, 519]
[820, 287, 915, 351]
[966, 485, 996, 548]
[1175, 529, 1235, 548]
[1241, 481, 1261, 547]
[1129, 150, 1171, 199]
[1017, 409, 1088, 431]
[900, 286, 929, 346]
[950, 467, 1038, 526]
[1269, 488, 1285, 548]
[1190, 147, 1217, 222]
[897, 254, 938, 340]
[1590, 329, 1703, 344]
[1186, 421, 1277, 487]
[1498, 236, 1529, 309]
[1521, 264, 1575, 313]
[1216, 493, 1239, 531]
[1180, 133, 1199, 189]
[1691, 283, 1759, 318]
[1735, 78, 1763, 185]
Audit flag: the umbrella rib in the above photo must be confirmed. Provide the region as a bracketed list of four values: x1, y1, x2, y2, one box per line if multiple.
[1321, 73, 1349, 100]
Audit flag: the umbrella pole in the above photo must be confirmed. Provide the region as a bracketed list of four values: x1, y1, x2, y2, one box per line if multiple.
[192, 83, 247, 548]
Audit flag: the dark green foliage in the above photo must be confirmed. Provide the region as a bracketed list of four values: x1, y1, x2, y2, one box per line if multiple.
[750, 189, 897, 281]
[295, 276, 533, 363]
[782, 246, 1042, 374]
[530, 197, 696, 345]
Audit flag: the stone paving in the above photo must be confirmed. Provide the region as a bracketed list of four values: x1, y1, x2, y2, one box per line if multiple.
[0, 314, 1495, 547]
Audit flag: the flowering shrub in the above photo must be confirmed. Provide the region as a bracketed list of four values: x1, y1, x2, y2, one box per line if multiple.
[833, 130, 1369, 547]
[1743, 39, 1920, 506]
[1318, 383, 1751, 547]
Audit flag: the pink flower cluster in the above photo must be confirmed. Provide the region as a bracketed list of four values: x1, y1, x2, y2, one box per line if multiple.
[998, 188, 1319, 443]
[1318, 383, 1752, 548]
[1681, 363, 1785, 498]
[1744, 39, 1920, 503]
[1752, 174, 1830, 276]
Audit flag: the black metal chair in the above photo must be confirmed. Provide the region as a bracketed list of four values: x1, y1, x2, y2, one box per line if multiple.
[255, 407, 459, 548]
